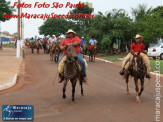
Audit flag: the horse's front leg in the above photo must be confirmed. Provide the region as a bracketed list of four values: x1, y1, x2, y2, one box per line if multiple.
[94, 55, 95, 62]
[62, 80, 67, 99]
[57, 54, 59, 63]
[134, 78, 141, 103]
[80, 76, 84, 96]
[139, 78, 144, 96]
[126, 74, 130, 95]
[71, 79, 77, 102]
[89, 54, 90, 61]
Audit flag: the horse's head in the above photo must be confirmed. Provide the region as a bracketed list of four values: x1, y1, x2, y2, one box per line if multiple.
[51, 43, 56, 51]
[131, 52, 143, 72]
[54, 44, 60, 53]
[66, 45, 77, 61]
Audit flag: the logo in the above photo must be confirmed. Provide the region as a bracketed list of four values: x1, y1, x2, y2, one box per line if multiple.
[2, 105, 33, 121]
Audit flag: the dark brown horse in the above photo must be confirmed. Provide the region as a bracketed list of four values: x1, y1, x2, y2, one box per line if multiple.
[62, 45, 85, 102]
[30, 42, 35, 53]
[88, 45, 97, 62]
[124, 52, 147, 103]
[36, 41, 42, 54]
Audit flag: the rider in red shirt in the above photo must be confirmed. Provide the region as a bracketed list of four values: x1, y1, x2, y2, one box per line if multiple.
[120, 34, 151, 78]
[58, 29, 87, 83]
[130, 42, 145, 52]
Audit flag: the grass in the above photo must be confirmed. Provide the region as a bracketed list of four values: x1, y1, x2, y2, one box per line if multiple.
[101, 55, 163, 74]
[150, 60, 163, 74]
[3, 43, 15, 47]
[101, 55, 125, 62]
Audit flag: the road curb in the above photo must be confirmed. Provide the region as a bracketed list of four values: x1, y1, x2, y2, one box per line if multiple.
[150, 72, 163, 78]
[85, 55, 113, 63]
[0, 74, 18, 91]
[85, 55, 163, 78]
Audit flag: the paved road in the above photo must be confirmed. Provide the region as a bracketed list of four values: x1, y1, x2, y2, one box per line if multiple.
[0, 49, 162, 122]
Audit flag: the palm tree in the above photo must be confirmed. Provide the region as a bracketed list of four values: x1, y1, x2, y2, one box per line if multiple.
[131, 4, 152, 21]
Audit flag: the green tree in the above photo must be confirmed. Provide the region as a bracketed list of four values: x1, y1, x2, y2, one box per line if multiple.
[39, 18, 76, 36]
[0, 0, 15, 22]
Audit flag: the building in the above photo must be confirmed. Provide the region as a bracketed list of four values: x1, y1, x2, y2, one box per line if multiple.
[84, 2, 93, 8]
[0, 32, 15, 44]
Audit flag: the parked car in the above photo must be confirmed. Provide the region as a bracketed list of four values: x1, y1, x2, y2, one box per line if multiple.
[147, 43, 163, 60]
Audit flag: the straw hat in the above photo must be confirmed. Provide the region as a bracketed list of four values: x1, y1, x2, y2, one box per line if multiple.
[134, 34, 143, 41]
[52, 35, 56, 37]
[66, 29, 76, 35]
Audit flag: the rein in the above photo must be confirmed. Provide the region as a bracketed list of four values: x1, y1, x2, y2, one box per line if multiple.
[64, 59, 77, 80]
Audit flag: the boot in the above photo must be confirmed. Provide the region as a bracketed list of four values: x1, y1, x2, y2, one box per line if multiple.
[58, 74, 64, 83]
[83, 76, 87, 83]
[146, 73, 151, 78]
[119, 68, 125, 75]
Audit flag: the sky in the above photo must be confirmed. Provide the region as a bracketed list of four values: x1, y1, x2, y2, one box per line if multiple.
[1, 0, 163, 39]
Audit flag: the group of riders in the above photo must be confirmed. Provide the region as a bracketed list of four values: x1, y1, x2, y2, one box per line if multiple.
[28, 29, 98, 83]
[28, 30, 151, 85]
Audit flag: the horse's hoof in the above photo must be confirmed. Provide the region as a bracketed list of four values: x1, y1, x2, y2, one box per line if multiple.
[136, 97, 141, 103]
[138, 93, 141, 96]
[81, 94, 84, 96]
[63, 95, 66, 99]
[126, 92, 130, 95]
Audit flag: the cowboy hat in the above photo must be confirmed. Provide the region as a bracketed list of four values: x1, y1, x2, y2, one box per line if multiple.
[52, 35, 56, 37]
[66, 29, 76, 35]
[134, 34, 143, 41]
[81, 37, 85, 39]
[60, 34, 65, 39]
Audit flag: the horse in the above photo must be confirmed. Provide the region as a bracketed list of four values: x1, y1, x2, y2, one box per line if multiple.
[43, 42, 47, 53]
[124, 52, 147, 103]
[30, 42, 35, 53]
[88, 45, 97, 62]
[53, 44, 60, 63]
[36, 41, 42, 54]
[50, 43, 55, 61]
[0, 41, 2, 50]
[62, 45, 85, 102]
[81, 44, 87, 58]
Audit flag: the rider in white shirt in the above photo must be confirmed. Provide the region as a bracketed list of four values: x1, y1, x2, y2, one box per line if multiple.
[89, 36, 97, 45]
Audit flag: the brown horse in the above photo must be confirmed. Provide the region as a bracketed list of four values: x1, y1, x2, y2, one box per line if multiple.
[54, 44, 60, 63]
[81, 44, 87, 58]
[36, 41, 42, 54]
[124, 52, 147, 103]
[62, 45, 85, 102]
[50, 43, 55, 61]
[88, 45, 97, 62]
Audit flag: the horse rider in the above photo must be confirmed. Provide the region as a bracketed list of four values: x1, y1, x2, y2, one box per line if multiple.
[59, 34, 66, 44]
[119, 34, 151, 78]
[80, 37, 86, 51]
[30, 37, 35, 46]
[49, 35, 56, 47]
[56, 34, 61, 45]
[88, 36, 98, 53]
[57, 29, 87, 83]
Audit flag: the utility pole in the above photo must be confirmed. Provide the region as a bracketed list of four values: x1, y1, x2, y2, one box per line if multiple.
[17, 0, 20, 41]
[17, 0, 21, 58]
[0, 21, 1, 42]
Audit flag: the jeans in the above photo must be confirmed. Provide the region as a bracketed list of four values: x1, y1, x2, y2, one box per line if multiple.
[57, 53, 86, 77]
[77, 53, 86, 76]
